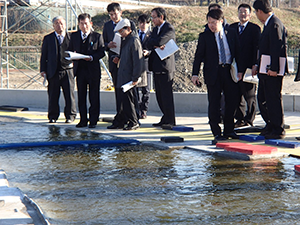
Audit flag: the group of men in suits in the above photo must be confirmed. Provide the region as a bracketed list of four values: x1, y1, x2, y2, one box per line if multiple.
[192, 0, 287, 144]
[104, 3, 176, 129]
[40, 13, 105, 128]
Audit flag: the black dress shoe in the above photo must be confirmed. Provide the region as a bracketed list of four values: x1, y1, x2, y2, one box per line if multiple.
[88, 123, 96, 128]
[76, 122, 87, 128]
[107, 124, 123, 129]
[265, 132, 285, 140]
[65, 119, 74, 123]
[212, 135, 227, 145]
[49, 119, 56, 123]
[234, 120, 248, 128]
[123, 124, 139, 130]
[259, 125, 272, 136]
[152, 122, 163, 127]
[224, 132, 240, 139]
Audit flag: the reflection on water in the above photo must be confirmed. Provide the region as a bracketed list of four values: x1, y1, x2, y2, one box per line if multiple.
[1, 127, 300, 224]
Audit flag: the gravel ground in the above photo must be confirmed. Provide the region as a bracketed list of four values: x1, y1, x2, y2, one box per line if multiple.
[3, 41, 300, 94]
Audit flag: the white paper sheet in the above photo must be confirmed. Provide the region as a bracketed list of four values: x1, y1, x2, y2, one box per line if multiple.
[121, 77, 142, 93]
[110, 33, 121, 55]
[243, 68, 258, 84]
[65, 51, 90, 60]
[155, 39, 179, 60]
[259, 54, 286, 76]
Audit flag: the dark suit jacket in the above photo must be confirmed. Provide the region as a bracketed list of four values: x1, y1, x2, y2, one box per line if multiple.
[40, 31, 72, 79]
[192, 27, 242, 86]
[147, 21, 176, 80]
[103, 20, 136, 72]
[140, 29, 151, 71]
[230, 22, 261, 73]
[68, 30, 105, 77]
[258, 15, 287, 74]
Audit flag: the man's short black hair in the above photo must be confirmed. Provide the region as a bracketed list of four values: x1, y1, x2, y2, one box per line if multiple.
[138, 14, 150, 23]
[78, 13, 91, 23]
[107, 2, 121, 13]
[238, 3, 251, 13]
[253, 0, 272, 14]
[206, 9, 224, 21]
[152, 7, 167, 21]
[208, 3, 222, 11]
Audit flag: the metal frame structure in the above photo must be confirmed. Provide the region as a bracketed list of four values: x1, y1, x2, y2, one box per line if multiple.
[0, 0, 111, 89]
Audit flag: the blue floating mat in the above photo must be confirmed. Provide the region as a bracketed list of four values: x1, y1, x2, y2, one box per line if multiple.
[265, 139, 300, 148]
[265, 139, 279, 146]
[172, 126, 194, 132]
[239, 134, 265, 142]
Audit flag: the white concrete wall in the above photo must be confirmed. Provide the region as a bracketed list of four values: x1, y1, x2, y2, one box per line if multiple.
[0, 89, 298, 114]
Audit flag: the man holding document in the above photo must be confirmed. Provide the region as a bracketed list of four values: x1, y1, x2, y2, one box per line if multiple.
[147, 7, 176, 127]
[68, 13, 105, 128]
[252, 0, 287, 139]
[108, 18, 145, 130]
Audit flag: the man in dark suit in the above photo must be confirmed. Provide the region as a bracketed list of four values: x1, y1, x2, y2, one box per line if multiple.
[252, 0, 287, 139]
[103, 2, 137, 129]
[147, 7, 176, 127]
[40, 16, 76, 124]
[192, 9, 243, 145]
[68, 13, 105, 128]
[230, 3, 261, 127]
[137, 14, 152, 119]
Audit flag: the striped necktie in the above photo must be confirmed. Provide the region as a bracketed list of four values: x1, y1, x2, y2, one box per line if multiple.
[218, 32, 226, 64]
[239, 25, 244, 35]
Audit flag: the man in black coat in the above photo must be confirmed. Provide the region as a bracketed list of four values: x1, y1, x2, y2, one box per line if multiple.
[192, 9, 243, 144]
[147, 7, 176, 127]
[103, 2, 137, 129]
[230, 3, 261, 127]
[40, 16, 76, 124]
[137, 14, 152, 119]
[252, 0, 287, 139]
[68, 13, 105, 128]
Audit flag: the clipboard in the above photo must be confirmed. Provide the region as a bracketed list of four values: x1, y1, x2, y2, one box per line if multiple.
[259, 54, 286, 76]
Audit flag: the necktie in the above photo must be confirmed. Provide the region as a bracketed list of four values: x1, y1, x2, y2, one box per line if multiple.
[139, 31, 144, 41]
[218, 32, 226, 64]
[58, 35, 62, 45]
[82, 33, 87, 43]
[239, 25, 244, 35]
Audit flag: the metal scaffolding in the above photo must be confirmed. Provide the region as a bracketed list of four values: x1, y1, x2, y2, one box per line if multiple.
[0, 0, 95, 89]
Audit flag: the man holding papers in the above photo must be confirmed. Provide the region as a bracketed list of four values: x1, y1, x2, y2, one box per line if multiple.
[68, 13, 105, 128]
[108, 19, 145, 130]
[252, 0, 287, 139]
[103, 3, 137, 128]
[230, 3, 261, 128]
[191, 9, 243, 145]
[40, 16, 76, 124]
[147, 7, 176, 127]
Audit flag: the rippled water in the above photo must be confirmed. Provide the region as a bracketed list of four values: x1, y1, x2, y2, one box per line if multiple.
[1, 125, 300, 224]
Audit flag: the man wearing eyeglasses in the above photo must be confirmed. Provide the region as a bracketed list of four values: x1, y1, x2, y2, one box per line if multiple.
[147, 7, 176, 127]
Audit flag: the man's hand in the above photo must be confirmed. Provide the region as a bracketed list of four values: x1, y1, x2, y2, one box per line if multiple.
[108, 41, 117, 49]
[84, 56, 92, 61]
[237, 72, 243, 81]
[41, 72, 46, 78]
[267, 70, 278, 77]
[191, 75, 200, 86]
[252, 65, 258, 77]
[132, 81, 138, 86]
[113, 57, 120, 64]
[143, 50, 150, 57]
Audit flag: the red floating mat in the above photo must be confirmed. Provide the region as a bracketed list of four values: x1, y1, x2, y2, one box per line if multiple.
[216, 142, 248, 149]
[224, 144, 277, 155]
[295, 165, 300, 174]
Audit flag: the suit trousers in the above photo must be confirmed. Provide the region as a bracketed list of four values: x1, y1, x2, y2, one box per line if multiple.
[207, 65, 240, 136]
[76, 68, 100, 125]
[153, 73, 176, 125]
[138, 71, 152, 114]
[47, 69, 76, 121]
[235, 80, 257, 125]
[257, 75, 284, 134]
